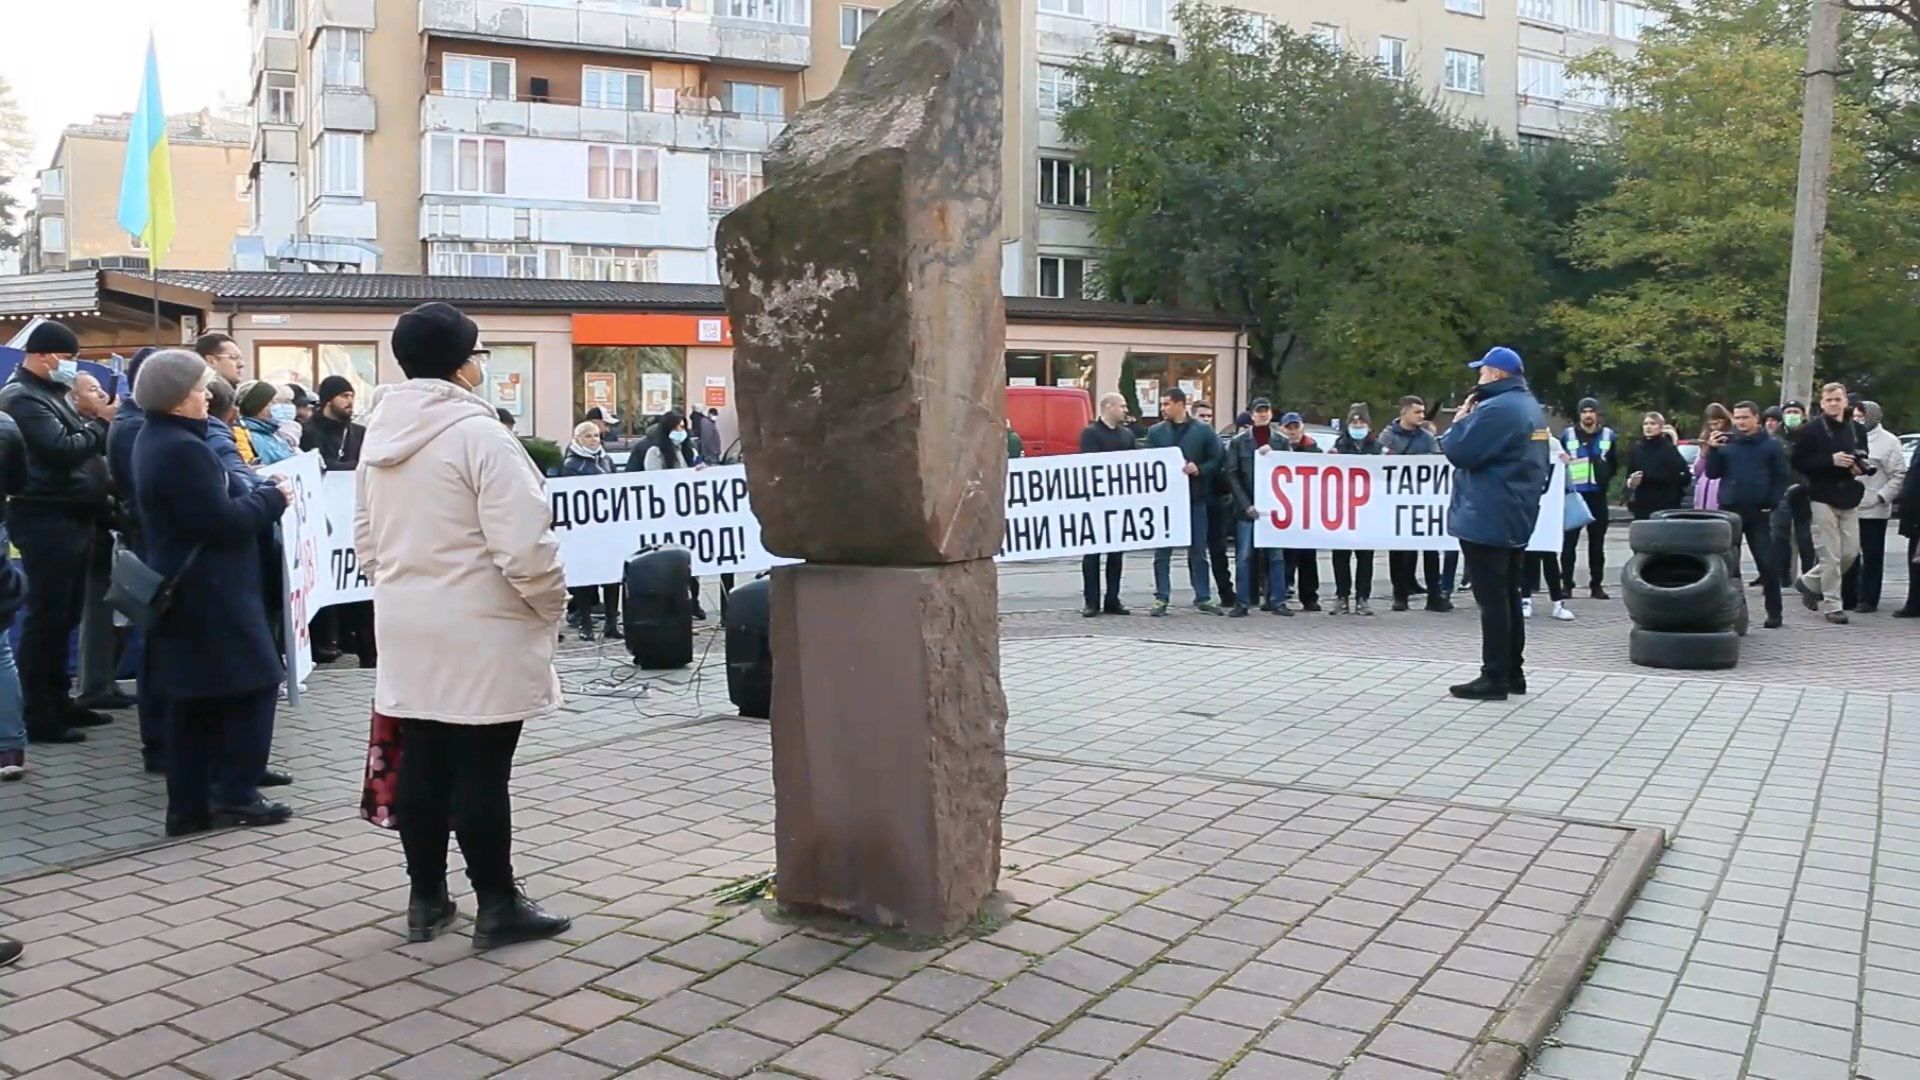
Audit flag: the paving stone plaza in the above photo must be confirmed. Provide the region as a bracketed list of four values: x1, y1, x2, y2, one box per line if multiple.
[2, 548, 1916, 1080]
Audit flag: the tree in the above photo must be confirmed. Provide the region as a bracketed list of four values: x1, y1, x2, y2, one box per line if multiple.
[1061, 3, 1542, 417]
[0, 76, 31, 253]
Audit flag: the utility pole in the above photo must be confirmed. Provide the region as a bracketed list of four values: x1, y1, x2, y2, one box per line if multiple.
[1780, 0, 1845, 408]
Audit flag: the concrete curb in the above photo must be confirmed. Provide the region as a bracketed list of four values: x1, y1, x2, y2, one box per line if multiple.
[1459, 824, 1667, 1080]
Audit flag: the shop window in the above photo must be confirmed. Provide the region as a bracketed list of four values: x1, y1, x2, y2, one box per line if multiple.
[572, 345, 687, 437]
[1121, 353, 1215, 419]
[1003, 351, 1095, 407]
[256, 342, 379, 402]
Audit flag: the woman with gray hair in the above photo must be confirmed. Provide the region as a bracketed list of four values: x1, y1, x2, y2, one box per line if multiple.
[129, 350, 293, 836]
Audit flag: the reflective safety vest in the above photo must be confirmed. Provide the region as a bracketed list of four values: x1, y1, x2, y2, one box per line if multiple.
[1563, 426, 1613, 490]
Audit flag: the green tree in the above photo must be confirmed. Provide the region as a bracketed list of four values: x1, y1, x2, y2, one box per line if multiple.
[0, 76, 31, 253]
[1062, 3, 1542, 418]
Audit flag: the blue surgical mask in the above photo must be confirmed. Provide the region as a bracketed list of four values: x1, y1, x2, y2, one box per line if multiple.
[270, 403, 297, 423]
[1349, 426, 1369, 440]
[668, 429, 688, 445]
[53, 359, 79, 385]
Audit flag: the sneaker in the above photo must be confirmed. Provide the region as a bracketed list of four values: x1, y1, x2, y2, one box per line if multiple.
[407, 891, 458, 943]
[1150, 600, 1170, 618]
[1589, 586, 1610, 600]
[1448, 677, 1509, 702]
[1267, 604, 1295, 617]
[473, 887, 571, 951]
[1080, 605, 1102, 618]
[1427, 594, 1455, 613]
[0, 937, 21, 969]
[1520, 597, 1534, 619]
[1391, 598, 1410, 612]
[1354, 599, 1374, 616]
[1195, 600, 1225, 616]
[1552, 601, 1575, 622]
[1794, 578, 1822, 611]
[576, 624, 598, 642]
[1825, 611, 1850, 625]
[1104, 600, 1131, 616]
[0, 749, 24, 782]
[1329, 598, 1350, 616]
[1228, 605, 1249, 618]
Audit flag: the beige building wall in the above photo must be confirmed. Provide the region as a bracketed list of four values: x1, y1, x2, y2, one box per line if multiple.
[53, 135, 251, 269]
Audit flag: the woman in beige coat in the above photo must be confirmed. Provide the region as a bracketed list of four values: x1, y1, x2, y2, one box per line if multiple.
[355, 302, 572, 950]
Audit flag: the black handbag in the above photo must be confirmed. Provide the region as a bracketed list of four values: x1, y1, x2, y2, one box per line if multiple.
[104, 537, 200, 629]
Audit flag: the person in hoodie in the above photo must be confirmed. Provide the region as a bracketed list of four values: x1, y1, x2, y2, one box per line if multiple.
[1705, 401, 1790, 628]
[1624, 412, 1689, 520]
[1327, 403, 1381, 616]
[1560, 397, 1617, 599]
[1274, 412, 1324, 611]
[355, 302, 572, 951]
[1380, 396, 1452, 612]
[1842, 400, 1907, 614]
[560, 421, 622, 642]
[1224, 399, 1290, 618]
[235, 381, 298, 467]
[1144, 387, 1225, 617]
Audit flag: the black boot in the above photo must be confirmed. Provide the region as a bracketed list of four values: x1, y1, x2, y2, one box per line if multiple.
[472, 887, 571, 951]
[408, 891, 457, 943]
[1448, 677, 1509, 702]
[602, 619, 624, 640]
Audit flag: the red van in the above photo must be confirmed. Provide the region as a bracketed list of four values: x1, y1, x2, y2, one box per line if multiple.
[1006, 386, 1094, 457]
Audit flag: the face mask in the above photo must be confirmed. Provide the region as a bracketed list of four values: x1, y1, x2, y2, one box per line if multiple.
[1784, 414, 1804, 429]
[1348, 426, 1369, 440]
[269, 404, 297, 423]
[668, 429, 688, 445]
[52, 359, 79, 385]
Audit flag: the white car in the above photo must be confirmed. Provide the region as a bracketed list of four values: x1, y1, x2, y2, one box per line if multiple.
[1902, 432, 1918, 457]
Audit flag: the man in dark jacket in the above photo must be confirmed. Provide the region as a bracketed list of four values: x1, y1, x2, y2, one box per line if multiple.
[1790, 382, 1871, 623]
[1381, 396, 1451, 612]
[1443, 347, 1551, 701]
[300, 375, 364, 470]
[1192, 401, 1235, 603]
[1893, 437, 1920, 618]
[1143, 387, 1223, 617]
[1770, 401, 1817, 585]
[1275, 412, 1324, 611]
[1078, 392, 1136, 617]
[0, 321, 115, 743]
[1224, 399, 1290, 617]
[1706, 401, 1791, 628]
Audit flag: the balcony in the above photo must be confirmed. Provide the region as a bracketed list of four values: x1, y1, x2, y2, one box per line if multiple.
[315, 89, 378, 132]
[419, 0, 809, 70]
[422, 91, 783, 152]
[307, 0, 376, 31]
[253, 124, 299, 165]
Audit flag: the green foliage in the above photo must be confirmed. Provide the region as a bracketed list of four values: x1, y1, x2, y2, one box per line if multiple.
[519, 436, 563, 476]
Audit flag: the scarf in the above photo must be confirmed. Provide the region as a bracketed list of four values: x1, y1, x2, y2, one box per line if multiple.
[568, 441, 605, 463]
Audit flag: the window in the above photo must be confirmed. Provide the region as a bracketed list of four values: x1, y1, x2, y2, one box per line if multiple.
[266, 72, 297, 124]
[1377, 37, 1407, 79]
[587, 145, 661, 203]
[568, 246, 659, 282]
[1227, 11, 1270, 55]
[1003, 351, 1094, 404]
[266, 0, 295, 32]
[1445, 0, 1484, 14]
[1444, 50, 1485, 94]
[1518, 134, 1559, 159]
[318, 132, 363, 196]
[431, 241, 542, 277]
[442, 54, 514, 99]
[582, 67, 650, 111]
[319, 28, 365, 88]
[1519, 54, 1565, 101]
[1038, 157, 1091, 209]
[839, 5, 879, 47]
[1114, 0, 1165, 33]
[1038, 0, 1087, 15]
[483, 344, 534, 419]
[1571, 0, 1604, 32]
[258, 344, 378, 402]
[1567, 72, 1611, 108]
[721, 0, 805, 25]
[1614, 2, 1649, 40]
[1308, 23, 1341, 50]
[1037, 64, 1084, 117]
[40, 218, 65, 253]
[1125, 354, 1215, 417]
[1037, 256, 1087, 300]
[39, 168, 62, 198]
[429, 135, 507, 194]
[1517, 0, 1559, 24]
[709, 151, 765, 210]
[725, 82, 784, 119]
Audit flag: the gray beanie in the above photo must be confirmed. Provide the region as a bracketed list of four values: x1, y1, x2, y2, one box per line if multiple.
[132, 349, 211, 413]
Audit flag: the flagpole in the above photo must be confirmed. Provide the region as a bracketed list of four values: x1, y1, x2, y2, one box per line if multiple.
[150, 250, 161, 348]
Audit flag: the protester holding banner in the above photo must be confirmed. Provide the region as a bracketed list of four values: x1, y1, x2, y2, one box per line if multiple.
[1145, 387, 1224, 617]
[304, 377, 374, 667]
[1078, 393, 1137, 617]
[1226, 399, 1289, 618]
[1275, 412, 1324, 612]
[1624, 413, 1691, 520]
[1443, 347, 1552, 702]
[1329, 404, 1381, 617]
[560, 422, 623, 641]
[131, 350, 294, 835]
[356, 303, 571, 950]
[637, 410, 711, 619]
[1560, 398, 1617, 600]
[1380, 397, 1452, 613]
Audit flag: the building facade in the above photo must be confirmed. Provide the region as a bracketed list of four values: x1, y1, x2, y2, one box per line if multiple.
[243, 0, 1645, 293]
[21, 112, 253, 274]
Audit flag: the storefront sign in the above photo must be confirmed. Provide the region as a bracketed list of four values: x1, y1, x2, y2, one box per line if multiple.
[584, 372, 617, 414]
[703, 376, 729, 409]
[1135, 379, 1160, 417]
[1253, 454, 1566, 553]
[641, 372, 674, 416]
[490, 371, 523, 415]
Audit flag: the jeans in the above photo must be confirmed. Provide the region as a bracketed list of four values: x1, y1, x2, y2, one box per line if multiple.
[1154, 501, 1213, 604]
[1842, 517, 1889, 610]
[1801, 503, 1861, 614]
[10, 505, 95, 732]
[1730, 506, 1783, 620]
[1560, 490, 1609, 590]
[1332, 550, 1374, 600]
[1461, 541, 1526, 685]
[0, 632, 22, 754]
[1082, 552, 1124, 609]
[165, 687, 275, 820]
[398, 718, 523, 902]
[1522, 553, 1565, 602]
[1234, 519, 1285, 608]
[1287, 550, 1321, 606]
[1772, 485, 1817, 581]
[1388, 551, 1442, 603]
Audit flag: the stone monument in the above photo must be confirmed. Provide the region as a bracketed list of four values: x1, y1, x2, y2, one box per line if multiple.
[716, 0, 1007, 937]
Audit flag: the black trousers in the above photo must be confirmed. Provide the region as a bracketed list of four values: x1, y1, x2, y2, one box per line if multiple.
[1772, 486, 1817, 581]
[1842, 517, 1890, 610]
[1206, 499, 1234, 601]
[1389, 551, 1441, 603]
[10, 504, 96, 731]
[1081, 552, 1124, 608]
[1901, 535, 1920, 613]
[165, 687, 275, 819]
[397, 719, 522, 901]
[1560, 491, 1609, 591]
[1332, 550, 1374, 599]
[569, 584, 620, 626]
[1461, 542, 1526, 685]
[1522, 553, 1565, 602]
[1730, 506, 1783, 620]
[1287, 550, 1320, 605]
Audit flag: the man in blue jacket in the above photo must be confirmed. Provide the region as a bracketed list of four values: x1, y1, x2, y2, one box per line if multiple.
[1705, 401, 1790, 628]
[1144, 387, 1224, 617]
[1444, 347, 1551, 701]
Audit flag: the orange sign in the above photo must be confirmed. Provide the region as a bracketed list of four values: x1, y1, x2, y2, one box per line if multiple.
[572, 314, 733, 347]
[704, 376, 729, 410]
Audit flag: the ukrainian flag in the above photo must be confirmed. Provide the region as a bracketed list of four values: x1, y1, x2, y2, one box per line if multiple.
[116, 35, 175, 266]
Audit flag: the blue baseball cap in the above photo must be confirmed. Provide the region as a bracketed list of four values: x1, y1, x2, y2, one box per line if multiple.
[1469, 346, 1525, 375]
[1279, 411, 1303, 426]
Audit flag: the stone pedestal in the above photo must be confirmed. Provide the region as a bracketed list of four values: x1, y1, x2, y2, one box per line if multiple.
[767, 561, 1006, 936]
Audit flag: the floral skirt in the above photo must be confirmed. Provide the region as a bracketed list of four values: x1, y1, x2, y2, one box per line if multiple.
[359, 710, 403, 830]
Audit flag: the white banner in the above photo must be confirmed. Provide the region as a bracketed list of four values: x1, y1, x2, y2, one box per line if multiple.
[1253, 453, 1566, 553]
[549, 465, 792, 586]
[258, 451, 327, 684]
[322, 471, 374, 607]
[999, 447, 1191, 561]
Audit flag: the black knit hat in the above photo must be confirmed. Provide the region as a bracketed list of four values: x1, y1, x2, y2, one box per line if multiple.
[23, 320, 79, 356]
[391, 302, 479, 380]
[316, 375, 354, 405]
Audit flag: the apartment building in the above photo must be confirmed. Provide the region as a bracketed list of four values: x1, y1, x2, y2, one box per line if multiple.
[21, 111, 252, 274]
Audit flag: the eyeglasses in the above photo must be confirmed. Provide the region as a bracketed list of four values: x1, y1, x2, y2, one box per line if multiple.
[468, 349, 491, 363]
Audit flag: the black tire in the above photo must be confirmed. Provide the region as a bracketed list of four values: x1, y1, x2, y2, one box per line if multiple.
[1732, 595, 1749, 637]
[1630, 516, 1735, 556]
[1652, 509, 1746, 580]
[1622, 552, 1741, 632]
[1630, 627, 1740, 670]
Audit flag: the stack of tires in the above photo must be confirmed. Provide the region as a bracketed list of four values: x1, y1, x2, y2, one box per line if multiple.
[1622, 510, 1747, 670]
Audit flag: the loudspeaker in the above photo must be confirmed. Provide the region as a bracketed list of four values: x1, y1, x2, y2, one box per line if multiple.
[623, 547, 693, 668]
[724, 577, 771, 719]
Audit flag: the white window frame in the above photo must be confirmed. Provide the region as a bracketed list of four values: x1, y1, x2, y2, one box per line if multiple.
[428, 134, 508, 195]
[1308, 22, 1341, 50]
[1445, 0, 1485, 15]
[1377, 37, 1407, 80]
[586, 144, 662, 205]
[40, 217, 66, 253]
[1519, 54, 1566, 102]
[1037, 63, 1084, 117]
[1037, 157, 1092, 210]
[265, 0, 296, 32]
[709, 151, 765, 211]
[442, 54, 515, 100]
[1037, 255, 1088, 300]
[1114, 0, 1165, 33]
[1444, 49, 1486, 95]
[1517, 0, 1560, 25]
[1038, 0, 1087, 15]
[39, 168, 63, 198]
[582, 66, 652, 111]
[725, 81, 785, 120]
[721, 0, 805, 26]
[839, 5, 879, 48]
[266, 72, 298, 124]
[1570, 0, 1604, 33]
[319, 28, 366, 89]
[1614, 1, 1649, 41]
[318, 132, 364, 197]
[568, 246, 660, 282]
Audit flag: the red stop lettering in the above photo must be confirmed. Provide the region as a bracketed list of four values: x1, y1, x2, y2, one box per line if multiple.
[1268, 465, 1294, 528]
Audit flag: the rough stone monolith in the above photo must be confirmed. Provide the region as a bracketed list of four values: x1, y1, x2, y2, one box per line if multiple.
[716, 0, 1008, 937]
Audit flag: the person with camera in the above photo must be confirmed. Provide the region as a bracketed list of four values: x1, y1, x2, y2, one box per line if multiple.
[1791, 382, 1873, 624]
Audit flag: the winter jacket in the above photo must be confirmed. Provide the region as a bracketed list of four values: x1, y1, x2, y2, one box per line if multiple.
[1703, 429, 1789, 512]
[1561, 424, 1618, 494]
[1332, 432, 1384, 457]
[355, 379, 567, 726]
[643, 441, 695, 471]
[241, 416, 296, 466]
[301, 410, 365, 472]
[1625, 435, 1689, 517]
[1007, 428, 1024, 459]
[0, 365, 109, 510]
[0, 524, 23, 629]
[0, 412, 21, 524]
[1691, 450, 1721, 511]
[692, 411, 724, 464]
[1899, 441, 1920, 539]
[1443, 376, 1552, 549]
[561, 449, 614, 477]
[231, 421, 257, 466]
[1145, 416, 1224, 503]
[1225, 423, 1282, 519]
[1378, 421, 1438, 457]
[1857, 425, 1908, 521]
[1078, 419, 1136, 455]
[131, 411, 289, 701]
[1790, 414, 1870, 510]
